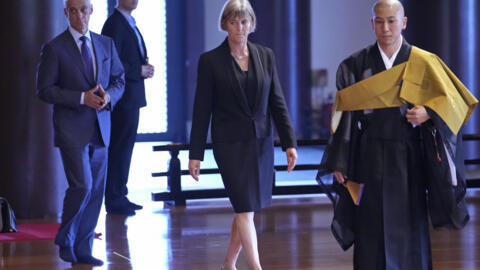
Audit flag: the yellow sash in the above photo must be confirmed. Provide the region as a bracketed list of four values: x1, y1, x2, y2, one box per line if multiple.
[331, 46, 478, 135]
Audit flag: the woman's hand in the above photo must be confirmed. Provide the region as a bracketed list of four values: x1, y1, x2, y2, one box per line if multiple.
[188, 159, 201, 181]
[286, 148, 298, 172]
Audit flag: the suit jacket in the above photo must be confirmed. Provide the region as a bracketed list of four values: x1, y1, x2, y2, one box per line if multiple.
[102, 9, 148, 109]
[189, 39, 297, 161]
[36, 29, 125, 147]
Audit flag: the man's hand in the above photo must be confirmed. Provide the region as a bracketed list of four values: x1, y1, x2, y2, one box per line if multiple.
[286, 147, 298, 172]
[189, 159, 201, 181]
[97, 84, 110, 110]
[84, 84, 108, 110]
[406, 105, 430, 125]
[141, 64, 154, 79]
[334, 171, 346, 184]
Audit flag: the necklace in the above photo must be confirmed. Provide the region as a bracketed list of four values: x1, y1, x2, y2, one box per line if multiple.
[231, 51, 248, 61]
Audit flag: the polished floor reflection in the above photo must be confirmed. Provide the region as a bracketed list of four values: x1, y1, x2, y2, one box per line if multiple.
[1, 190, 479, 270]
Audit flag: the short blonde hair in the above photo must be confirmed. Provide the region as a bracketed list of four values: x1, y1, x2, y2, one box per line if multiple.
[219, 0, 257, 33]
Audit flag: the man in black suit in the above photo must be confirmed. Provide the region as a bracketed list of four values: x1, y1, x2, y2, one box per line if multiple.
[101, 0, 154, 215]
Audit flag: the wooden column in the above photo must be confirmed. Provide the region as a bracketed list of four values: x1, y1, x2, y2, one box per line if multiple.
[0, 0, 68, 218]
[249, 0, 311, 139]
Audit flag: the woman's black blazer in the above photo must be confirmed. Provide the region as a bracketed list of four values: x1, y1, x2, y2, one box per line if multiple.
[189, 39, 297, 160]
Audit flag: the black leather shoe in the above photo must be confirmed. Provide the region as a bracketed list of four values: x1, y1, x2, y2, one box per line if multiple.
[106, 206, 136, 216]
[76, 255, 104, 266]
[126, 201, 143, 210]
[59, 246, 77, 263]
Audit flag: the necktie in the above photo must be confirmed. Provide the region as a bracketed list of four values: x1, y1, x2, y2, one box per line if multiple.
[79, 36, 94, 82]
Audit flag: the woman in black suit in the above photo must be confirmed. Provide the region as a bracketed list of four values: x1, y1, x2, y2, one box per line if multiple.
[188, 0, 297, 269]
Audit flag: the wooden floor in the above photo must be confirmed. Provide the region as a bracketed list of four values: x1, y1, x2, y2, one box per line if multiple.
[1, 190, 479, 270]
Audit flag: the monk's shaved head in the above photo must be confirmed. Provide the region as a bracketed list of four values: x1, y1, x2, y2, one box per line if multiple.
[372, 0, 405, 18]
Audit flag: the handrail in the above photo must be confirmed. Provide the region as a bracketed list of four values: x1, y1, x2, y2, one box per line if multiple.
[152, 138, 330, 152]
[152, 134, 480, 206]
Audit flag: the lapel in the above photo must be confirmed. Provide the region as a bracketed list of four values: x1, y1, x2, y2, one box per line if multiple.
[115, 10, 146, 62]
[247, 42, 265, 115]
[369, 43, 387, 75]
[62, 29, 95, 84]
[136, 26, 148, 60]
[393, 39, 412, 66]
[220, 39, 252, 116]
[91, 32, 106, 84]
[393, 39, 412, 113]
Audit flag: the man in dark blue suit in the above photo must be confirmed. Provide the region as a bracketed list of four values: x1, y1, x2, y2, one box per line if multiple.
[101, 0, 154, 215]
[36, 0, 124, 265]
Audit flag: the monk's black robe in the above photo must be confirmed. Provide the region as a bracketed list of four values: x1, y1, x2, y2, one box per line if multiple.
[318, 39, 468, 270]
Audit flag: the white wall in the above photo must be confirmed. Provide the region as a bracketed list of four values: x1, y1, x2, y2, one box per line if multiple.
[204, 0, 228, 52]
[311, 0, 377, 100]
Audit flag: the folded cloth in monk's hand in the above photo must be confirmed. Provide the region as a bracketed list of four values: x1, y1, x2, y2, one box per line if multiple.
[343, 179, 364, 206]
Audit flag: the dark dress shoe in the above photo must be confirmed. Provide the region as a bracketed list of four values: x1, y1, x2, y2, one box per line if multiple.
[106, 206, 136, 216]
[59, 246, 77, 263]
[76, 255, 104, 266]
[126, 201, 143, 210]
